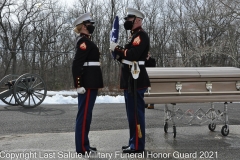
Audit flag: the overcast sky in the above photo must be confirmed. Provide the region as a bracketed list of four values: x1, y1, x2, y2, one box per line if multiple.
[59, 0, 74, 7]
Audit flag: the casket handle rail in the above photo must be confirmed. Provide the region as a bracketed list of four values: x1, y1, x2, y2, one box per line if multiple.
[236, 81, 240, 90]
[145, 91, 240, 95]
[176, 82, 182, 94]
[206, 81, 212, 93]
[145, 81, 240, 96]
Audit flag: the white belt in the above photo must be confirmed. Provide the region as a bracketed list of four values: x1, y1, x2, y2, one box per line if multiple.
[122, 59, 145, 65]
[83, 62, 101, 66]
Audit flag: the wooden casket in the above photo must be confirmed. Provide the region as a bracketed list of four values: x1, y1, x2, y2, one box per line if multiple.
[144, 67, 240, 137]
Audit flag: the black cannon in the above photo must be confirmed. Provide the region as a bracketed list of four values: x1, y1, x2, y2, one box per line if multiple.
[0, 73, 47, 108]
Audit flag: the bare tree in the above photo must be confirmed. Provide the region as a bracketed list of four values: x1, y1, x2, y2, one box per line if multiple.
[1, 0, 240, 93]
[0, 0, 51, 74]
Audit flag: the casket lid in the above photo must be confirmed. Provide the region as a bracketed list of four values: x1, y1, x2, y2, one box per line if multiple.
[146, 67, 240, 78]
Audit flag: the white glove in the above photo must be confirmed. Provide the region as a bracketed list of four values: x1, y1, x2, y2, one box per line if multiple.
[147, 87, 151, 95]
[109, 41, 118, 51]
[77, 87, 86, 94]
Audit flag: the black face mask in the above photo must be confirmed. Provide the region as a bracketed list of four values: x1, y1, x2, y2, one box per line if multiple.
[86, 25, 95, 34]
[124, 21, 133, 30]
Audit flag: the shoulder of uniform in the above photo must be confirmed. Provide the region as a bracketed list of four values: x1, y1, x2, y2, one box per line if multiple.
[79, 35, 88, 41]
[138, 29, 148, 35]
[77, 36, 90, 45]
[139, 30, 149, 40]
[133, 30, 148, 40]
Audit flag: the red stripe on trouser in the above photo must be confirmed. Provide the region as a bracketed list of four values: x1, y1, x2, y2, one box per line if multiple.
[82, 89, 90, 152]
[135, 115, 138, 150]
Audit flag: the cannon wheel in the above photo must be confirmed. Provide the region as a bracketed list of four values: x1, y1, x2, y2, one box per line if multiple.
[13, 73, 47, 108]
[0, 74, 19, 106]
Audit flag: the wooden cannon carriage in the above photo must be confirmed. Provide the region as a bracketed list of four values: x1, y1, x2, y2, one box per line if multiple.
[0, 73, 47, 108]
[144, 67, 240, 138]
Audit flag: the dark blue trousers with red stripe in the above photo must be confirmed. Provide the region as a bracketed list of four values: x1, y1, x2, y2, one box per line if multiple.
[75, 89, 98, 153]
[124, 88, 147, 151]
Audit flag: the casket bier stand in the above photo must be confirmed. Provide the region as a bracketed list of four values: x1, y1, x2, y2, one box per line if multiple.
[144, 67, 240, 138]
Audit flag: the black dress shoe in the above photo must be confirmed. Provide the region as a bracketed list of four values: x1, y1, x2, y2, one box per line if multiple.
[122, 145, 129, 150]
[122, 147, 144, 153]
[89, 146, 97, 151]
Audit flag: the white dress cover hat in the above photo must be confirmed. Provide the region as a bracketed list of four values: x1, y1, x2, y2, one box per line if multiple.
[73, 12, 94, 26]
[124, 7, 145, 20]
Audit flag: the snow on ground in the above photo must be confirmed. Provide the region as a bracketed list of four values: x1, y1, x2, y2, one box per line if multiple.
[0, 90, 124, 105]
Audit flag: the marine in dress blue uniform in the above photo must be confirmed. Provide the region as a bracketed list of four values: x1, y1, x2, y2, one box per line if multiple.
[109, 8, 150, 153]
[72, 12, 103, 155]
